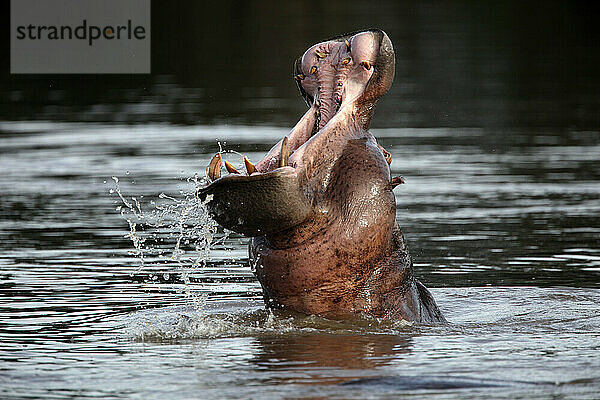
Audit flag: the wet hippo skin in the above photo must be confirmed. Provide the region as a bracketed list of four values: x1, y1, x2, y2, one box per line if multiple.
[199, 29, 445, 323]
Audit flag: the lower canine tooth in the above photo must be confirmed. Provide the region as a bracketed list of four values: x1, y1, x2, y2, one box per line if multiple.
[208, 153, 222, 180]
[279, 137, 289, 167]
[224, 160, 239, 174]
[244, 156, 256, 175]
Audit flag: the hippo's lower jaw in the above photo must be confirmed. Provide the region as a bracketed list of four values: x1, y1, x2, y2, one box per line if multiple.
[199, 30, 445, 323]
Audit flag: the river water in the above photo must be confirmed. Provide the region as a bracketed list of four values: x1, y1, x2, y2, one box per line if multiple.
[1, 121, 599, 399]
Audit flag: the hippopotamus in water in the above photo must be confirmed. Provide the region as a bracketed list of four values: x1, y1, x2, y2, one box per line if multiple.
[199, 29, 445, 323]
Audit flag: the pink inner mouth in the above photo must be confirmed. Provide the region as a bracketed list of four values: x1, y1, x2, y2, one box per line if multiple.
[297, 31, 378, 132]
[250, 32, 380, 175]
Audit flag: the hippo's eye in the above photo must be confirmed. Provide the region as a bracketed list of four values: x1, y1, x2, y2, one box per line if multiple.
[315, 50, 327, 59]
[310, 66, 317, 74]
[295, 73, 305, 81]
[360, 61, 372, 70]
[341, 57, 351, 65]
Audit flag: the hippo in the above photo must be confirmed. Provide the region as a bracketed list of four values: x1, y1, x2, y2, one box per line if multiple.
[199, 29, 445, 323]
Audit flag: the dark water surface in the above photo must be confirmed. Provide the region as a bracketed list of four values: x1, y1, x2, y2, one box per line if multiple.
[0, 122, 599, 399]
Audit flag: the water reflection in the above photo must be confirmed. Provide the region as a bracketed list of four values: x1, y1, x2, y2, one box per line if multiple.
[253, 334, 412, 379]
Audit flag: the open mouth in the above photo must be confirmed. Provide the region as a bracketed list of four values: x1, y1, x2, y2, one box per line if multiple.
[198, 29, 394, 237]
[204, 30, 383, 182]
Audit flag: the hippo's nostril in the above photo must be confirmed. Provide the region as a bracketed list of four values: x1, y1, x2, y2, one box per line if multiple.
[360, 61, 372, 70]
[341, 57, 351, 65]
[295, 73, 305, 81]
[315, 50, 327, 59]
[244, 156, 256, 175]
[310, 66, 317, 74]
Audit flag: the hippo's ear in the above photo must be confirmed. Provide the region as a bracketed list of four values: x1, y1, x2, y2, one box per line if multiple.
[198, 169, 312, 237]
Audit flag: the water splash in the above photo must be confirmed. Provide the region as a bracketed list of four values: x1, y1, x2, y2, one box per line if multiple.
[123, 303, 414, 342]
[111, 173, 225, 308]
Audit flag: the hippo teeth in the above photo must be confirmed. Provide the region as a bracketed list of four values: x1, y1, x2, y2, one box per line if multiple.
[244, 156, 256, 175]
[208, 153, 222, 181]
[224, 160, 239, 174]
[279, 137, 290, 167]
[205, 154, 260, 180]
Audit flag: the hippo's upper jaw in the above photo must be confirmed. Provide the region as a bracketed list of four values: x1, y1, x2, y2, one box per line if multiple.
[199, 30, 445, 323]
